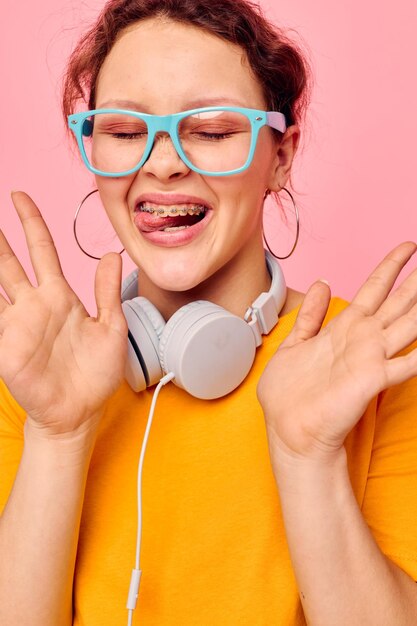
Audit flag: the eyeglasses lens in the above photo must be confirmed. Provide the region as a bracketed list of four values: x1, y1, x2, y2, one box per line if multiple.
[178, 110, 252, 173]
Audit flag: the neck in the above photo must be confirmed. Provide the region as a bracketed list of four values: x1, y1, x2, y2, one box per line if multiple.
[138, 246, 272, 321]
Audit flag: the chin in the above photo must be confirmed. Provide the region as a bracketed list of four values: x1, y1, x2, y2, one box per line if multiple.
[140, 258, 211, 294]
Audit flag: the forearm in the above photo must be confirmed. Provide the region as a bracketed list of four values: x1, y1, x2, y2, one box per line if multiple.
[270, 445, 417, 625]
[0, 418, 98, 626]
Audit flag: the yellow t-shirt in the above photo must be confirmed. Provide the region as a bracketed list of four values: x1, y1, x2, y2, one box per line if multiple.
[1, 297, 417, 625]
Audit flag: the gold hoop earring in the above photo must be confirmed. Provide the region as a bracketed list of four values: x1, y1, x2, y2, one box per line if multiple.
[73, 189, 125, 260]
[263, 187, 300, 260]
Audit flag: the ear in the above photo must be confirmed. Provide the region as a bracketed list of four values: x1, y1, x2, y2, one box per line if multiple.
[267, 125, 300, 191]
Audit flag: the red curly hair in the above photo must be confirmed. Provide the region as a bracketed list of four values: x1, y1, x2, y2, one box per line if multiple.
[62, 0, 312, 134]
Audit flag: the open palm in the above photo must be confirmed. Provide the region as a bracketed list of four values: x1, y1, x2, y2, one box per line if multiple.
[0, 192, 128, 436]
[258, 242, 417, 460]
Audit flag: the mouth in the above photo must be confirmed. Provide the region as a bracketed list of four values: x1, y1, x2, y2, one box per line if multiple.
[133, 198, 213, 247]
[135, 201, 209, 233]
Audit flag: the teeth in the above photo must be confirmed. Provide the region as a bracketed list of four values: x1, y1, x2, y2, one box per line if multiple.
[163, 225, 190, 232]
[139, 202, 207, 217]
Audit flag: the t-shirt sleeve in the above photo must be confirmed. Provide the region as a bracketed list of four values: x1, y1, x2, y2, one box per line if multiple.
[0, 379, 26, 515]
[361, 341, 417, 580]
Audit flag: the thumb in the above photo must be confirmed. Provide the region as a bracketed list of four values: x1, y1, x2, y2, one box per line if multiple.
[280, 280, 331, 348]
[95, 253, 127, 333]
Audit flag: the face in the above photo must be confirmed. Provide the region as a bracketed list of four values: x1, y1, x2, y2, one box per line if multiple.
[94, 18, 298, 293]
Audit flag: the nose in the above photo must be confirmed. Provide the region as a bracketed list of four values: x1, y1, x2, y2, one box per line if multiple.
[141, 132, 190, 181]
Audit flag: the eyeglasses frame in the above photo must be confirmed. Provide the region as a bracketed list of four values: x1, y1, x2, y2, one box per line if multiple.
[68, 106, 287, 178]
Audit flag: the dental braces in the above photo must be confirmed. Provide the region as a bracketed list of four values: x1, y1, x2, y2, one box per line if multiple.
[139, 205, 207, 216]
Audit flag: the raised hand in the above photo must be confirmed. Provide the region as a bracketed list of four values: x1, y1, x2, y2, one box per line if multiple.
[258, 241, 417, 462]
[0, 192, 128, 437]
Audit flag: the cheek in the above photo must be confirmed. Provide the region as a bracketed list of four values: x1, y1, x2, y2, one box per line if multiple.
[96, 176, 131, 201]
[95, 177, 133, 224]
[216, 180, 265, 240]
[216, 164, 271, 215]
[252, 132, 278, 174]
[211, 157, 271, 204]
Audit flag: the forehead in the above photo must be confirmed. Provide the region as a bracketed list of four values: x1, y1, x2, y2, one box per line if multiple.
[95, 18, 267, 112]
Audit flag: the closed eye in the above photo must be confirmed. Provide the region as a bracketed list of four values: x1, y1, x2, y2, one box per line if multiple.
[111, 132, 147, 140]
[192, 131, 235, 141]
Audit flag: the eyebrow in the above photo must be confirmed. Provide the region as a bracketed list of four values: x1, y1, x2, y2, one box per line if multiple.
[96, 96, 254, 112]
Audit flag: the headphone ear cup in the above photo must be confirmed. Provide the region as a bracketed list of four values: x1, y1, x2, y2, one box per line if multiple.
[122, 297, 166, 392]
[159, 301, 257, 400]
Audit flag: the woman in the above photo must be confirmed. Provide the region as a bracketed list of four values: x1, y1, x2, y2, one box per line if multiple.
[1, 0, 417, 624]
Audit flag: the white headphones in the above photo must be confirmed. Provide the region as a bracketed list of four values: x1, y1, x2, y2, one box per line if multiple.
[121, 250, 286, 400]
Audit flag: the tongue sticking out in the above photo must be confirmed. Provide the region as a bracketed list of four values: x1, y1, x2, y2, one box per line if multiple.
[134, 211, 204, 233]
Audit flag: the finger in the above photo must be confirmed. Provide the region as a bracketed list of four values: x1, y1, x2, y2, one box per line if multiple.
[351, 242, 417, 316]
[11, 191, 64, 285]
[384, 300, 417, 358]
[385, 348, 417, 388]
[0, 290, 11, 338]
[0, 302, 8, 339]
[373, 264, 417, 327]
[0, 227, 33, 303]
[0, 291, 9, 313]
[280, 280, 331, 348]
[95, 253, 127, 333]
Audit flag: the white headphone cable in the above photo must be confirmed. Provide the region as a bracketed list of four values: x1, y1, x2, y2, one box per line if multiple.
[126, 371, 175, 626]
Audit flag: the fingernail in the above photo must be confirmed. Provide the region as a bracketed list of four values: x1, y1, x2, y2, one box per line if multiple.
[10, 190, 20, 195]
[318, 278, 330, 285]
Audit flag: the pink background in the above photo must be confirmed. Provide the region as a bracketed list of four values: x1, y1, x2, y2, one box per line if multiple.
[1, 0, 416, 313]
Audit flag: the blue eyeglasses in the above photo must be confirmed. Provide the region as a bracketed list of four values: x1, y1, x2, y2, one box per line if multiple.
[68, 106, 287, 177]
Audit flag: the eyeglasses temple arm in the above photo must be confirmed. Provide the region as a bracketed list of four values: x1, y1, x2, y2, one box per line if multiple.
[266, 112, 287, 133]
